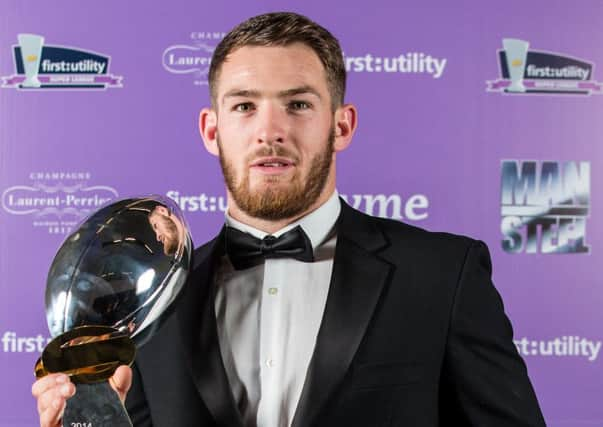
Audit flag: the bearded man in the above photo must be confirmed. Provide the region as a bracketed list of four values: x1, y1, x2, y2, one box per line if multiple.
[33, 12, 546, 427]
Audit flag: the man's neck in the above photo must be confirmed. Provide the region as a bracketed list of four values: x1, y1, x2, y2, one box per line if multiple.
[226, 190, 335, 234]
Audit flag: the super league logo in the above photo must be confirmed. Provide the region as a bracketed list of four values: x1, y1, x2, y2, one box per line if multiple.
[487, 38, 602, 95]
[500, 160, 590, 254]
[1, 34, 123, 90]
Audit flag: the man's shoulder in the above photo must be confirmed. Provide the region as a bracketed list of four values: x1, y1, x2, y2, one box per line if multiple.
[340, 203, 487, 269]
[343, 202, 478, 249]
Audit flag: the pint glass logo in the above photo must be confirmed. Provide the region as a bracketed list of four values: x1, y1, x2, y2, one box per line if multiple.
[162, 31, 224, 86]
[1, 34, 123, 90]
[1, 172, 118, 235]
[487, 39, 602, 95]
[500, 160, 590, 254]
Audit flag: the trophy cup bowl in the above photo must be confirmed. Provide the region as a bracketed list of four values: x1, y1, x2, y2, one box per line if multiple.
[34, 196, 193, 427]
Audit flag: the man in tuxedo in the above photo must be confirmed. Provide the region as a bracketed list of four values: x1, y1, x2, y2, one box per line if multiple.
[33, 12, 546, 427]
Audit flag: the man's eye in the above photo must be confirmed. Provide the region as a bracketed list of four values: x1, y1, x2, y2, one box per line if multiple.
[289, 101, 311, 110]
[234, 103, 254, 112]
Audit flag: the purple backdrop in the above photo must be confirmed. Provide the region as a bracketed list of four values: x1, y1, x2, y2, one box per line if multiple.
[1, 1, 602, 425]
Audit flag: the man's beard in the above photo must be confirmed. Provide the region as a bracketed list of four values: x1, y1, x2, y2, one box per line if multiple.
[150, 212, 180, 255]
[218, 129, 334, 221]
[161, 219, 179, 256]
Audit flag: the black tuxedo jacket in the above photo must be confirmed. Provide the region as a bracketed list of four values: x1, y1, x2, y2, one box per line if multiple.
[125, 202, 545, 426]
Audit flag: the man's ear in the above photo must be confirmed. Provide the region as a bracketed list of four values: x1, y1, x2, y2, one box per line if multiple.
[333, 103, 358, 152]
[199, 108, 219, 156]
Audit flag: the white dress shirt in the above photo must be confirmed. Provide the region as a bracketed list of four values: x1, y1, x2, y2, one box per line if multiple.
[214, 191, 341, 427]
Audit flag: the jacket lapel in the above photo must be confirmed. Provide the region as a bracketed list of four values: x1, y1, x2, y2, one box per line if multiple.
[292, 202, 394, 427]
[177, 230, 245, 427]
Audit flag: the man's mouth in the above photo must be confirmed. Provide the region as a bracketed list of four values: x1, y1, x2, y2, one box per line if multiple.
[251, 157, 295, 174]
[258, 162, 289, 167]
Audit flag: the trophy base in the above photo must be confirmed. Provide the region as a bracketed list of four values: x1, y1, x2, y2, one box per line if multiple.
[63, 382, 132, 427]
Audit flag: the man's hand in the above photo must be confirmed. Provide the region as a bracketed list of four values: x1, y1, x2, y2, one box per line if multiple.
[32, 365, 132, 427]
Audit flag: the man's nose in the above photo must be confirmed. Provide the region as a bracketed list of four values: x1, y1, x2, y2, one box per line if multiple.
[256, 103, 287, 144]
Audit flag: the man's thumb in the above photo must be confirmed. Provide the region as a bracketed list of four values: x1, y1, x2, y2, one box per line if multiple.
[108, 365, 133, 403]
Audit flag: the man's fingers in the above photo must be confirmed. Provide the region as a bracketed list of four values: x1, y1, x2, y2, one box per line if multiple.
[33, 374, 75, 427]
[32, 374, 69, 398]
[39, 397, 65, 427]
[109, 365, 132, 403]
[36, 381, 75, 415]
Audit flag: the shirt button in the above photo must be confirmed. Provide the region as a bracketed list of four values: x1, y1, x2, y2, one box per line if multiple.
[265, 358, 275, 368]
[268, 287, 278, 295]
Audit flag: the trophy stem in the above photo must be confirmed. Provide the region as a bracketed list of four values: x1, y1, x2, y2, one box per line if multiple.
[63, 382, 132, 427]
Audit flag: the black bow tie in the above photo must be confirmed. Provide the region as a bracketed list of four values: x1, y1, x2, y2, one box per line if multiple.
[224, 225, 314, 270]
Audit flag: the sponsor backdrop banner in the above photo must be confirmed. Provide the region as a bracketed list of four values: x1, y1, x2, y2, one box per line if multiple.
[1, 1, 602, 425]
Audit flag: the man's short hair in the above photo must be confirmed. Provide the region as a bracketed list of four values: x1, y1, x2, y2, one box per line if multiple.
[208, 12, 346, 110]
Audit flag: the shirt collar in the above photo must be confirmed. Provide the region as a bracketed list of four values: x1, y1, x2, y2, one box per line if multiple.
[225, 190, 341, 250]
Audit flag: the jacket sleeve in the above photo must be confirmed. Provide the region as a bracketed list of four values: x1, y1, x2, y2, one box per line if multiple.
[441, 240, 546, 426]
[125, 362, 154, 427]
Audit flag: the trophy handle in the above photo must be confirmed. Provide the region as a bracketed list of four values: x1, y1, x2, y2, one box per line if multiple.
[63, 382, 132, 427]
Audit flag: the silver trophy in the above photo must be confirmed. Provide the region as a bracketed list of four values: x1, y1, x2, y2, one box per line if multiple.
[18, 33, 44, 88]
[503, 38, 530, 93]
[34, 196, 193, 427]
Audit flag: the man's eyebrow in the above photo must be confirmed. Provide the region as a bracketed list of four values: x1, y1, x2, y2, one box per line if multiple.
[222, 89, 261, 101]
[221, 86, 322, 103]
[279, 86, 322, 99]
